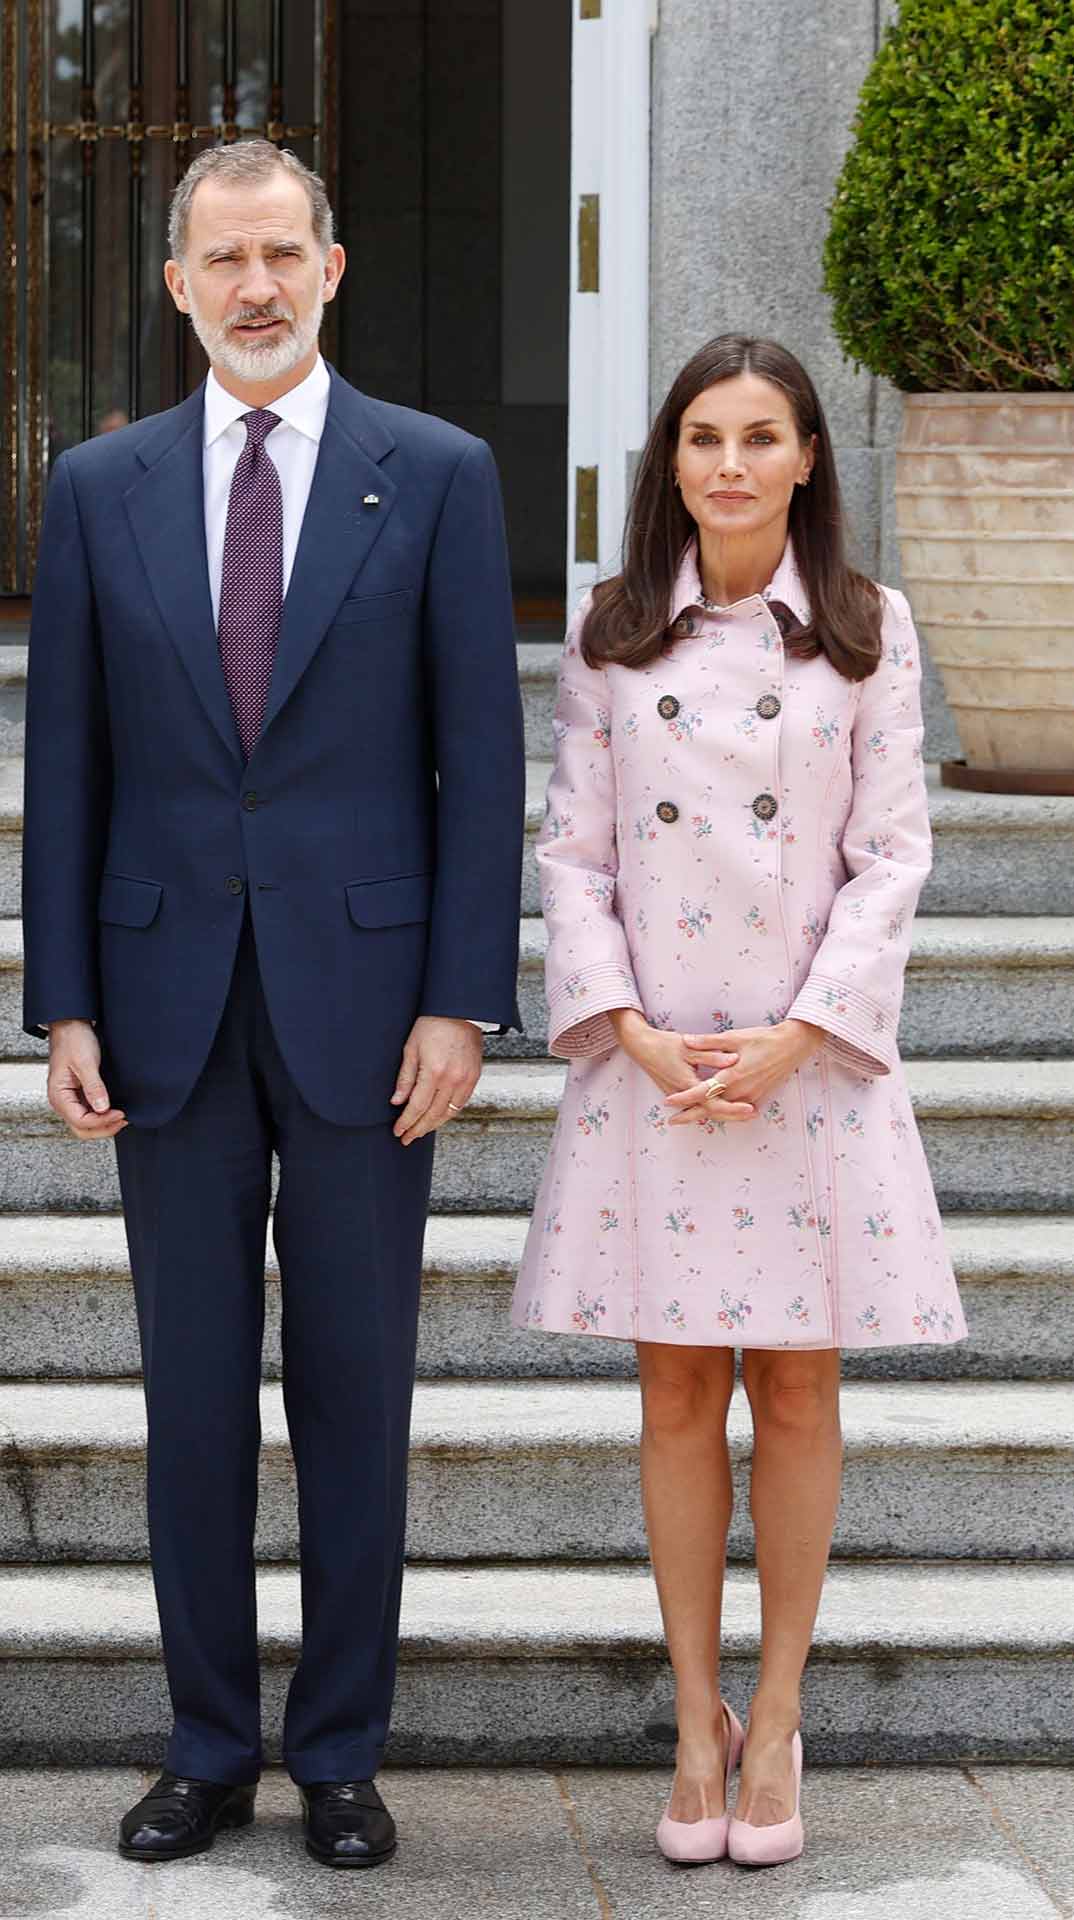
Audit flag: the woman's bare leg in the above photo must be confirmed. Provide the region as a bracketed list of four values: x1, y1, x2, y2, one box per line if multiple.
[636, 1341, 737, 1821]
[736, 1347, 842, 1824]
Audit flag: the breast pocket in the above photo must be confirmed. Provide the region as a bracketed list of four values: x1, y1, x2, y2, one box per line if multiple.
[332, 587, 416, 628]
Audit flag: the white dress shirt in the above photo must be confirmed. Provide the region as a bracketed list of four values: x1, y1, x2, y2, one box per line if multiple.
[203, 353, 331, 627]
[202, 353, 495, 1039]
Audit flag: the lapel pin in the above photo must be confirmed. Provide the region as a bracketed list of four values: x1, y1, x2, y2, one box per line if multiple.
[363, 493, 381, 507]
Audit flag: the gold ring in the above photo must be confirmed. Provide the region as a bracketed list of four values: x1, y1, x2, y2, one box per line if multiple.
[704, 1078, 729, 1100]
[447, 1102, 463, 1114]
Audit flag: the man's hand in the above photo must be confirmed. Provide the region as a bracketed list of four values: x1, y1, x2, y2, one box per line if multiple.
[664, 1018, 825, 1126]
[391, 1016, 483, 1145]
[47, 1020, 127, 1139]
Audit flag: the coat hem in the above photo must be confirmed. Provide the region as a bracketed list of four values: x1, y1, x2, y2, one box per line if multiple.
[510, 1316, 968, 1353]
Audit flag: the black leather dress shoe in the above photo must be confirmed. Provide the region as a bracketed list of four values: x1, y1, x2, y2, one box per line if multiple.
[118, 1771, 257, 1861]
[300, 1779, 397, 1868]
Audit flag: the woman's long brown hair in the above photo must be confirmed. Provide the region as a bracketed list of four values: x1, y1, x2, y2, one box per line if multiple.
[581, 335, 883, 680]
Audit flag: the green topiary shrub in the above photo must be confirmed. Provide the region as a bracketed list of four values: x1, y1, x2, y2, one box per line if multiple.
[823, 0, 1074, 391]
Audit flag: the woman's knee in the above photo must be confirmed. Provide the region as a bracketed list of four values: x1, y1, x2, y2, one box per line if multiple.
[638, 1348, 733, 1439]
[743, 1353, 840, 1438]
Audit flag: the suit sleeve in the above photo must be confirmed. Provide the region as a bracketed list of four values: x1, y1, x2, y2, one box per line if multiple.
[539, 601, 644, 1060]
[419, 438, 525, 1030]
[21, 453, 111, 1038]
[786, 586, 931, 1077]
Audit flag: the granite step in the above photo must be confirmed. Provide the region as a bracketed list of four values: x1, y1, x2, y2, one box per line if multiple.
[520, 758, 1074, 917]
[0, 1210, 1071, 1384]
[5, 754, 1074, 920]
[1, 1377, 1072, 1565]
[0, 649, 25, 759]
[0, 638, 562, 760]
[7, 913, 1073, 1064]
[1, 1058, 1071, 1214]
[2, 1558, 1073, 1765]
[497, 916, 1074, 1061]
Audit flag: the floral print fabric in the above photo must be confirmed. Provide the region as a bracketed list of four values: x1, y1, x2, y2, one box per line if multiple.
[511, 539, 967, 1350]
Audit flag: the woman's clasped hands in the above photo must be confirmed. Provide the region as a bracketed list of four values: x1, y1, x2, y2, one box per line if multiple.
[609, 1010, 826, 1126]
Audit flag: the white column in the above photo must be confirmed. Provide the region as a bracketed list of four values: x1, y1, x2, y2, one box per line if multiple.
[567, 0, 655, 610]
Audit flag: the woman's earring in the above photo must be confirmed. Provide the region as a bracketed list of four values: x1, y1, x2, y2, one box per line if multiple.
[673, 474, 681, 489]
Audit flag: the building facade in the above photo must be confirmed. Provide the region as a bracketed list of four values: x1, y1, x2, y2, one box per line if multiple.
[0, 0, 955, 751]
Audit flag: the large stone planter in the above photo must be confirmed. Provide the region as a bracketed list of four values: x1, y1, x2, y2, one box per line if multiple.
[895, 392, 1074, 794]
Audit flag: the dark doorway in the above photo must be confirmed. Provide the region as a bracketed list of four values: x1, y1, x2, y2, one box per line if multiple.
[337, 1, 571, 602]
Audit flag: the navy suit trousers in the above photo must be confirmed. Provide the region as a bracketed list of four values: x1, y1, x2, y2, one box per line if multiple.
[115, 914, 435, 1784]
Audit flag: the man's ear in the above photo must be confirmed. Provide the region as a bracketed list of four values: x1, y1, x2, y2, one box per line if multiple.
[163, 259, 190, 314]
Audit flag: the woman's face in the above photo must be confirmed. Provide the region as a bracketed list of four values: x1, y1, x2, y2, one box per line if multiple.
[673, 372, 815, 541]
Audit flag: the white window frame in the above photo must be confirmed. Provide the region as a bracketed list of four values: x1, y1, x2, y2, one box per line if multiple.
[567, 0, 656, 608]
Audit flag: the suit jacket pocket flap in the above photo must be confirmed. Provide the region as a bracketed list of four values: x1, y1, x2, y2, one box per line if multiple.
[332, 587, 415, 627]
[346, 872, 433, 929]
[98, 872, 164, 928]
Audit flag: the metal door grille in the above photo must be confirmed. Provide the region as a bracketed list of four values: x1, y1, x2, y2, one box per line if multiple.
[0, 0, 335, 593]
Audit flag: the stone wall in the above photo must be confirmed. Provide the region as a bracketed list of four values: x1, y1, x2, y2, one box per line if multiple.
[650, 0, 958, 757]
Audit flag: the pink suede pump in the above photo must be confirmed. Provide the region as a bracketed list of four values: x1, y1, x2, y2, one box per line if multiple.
[727, 1728, 804, 1867]
[656, 1703, 745, 1865]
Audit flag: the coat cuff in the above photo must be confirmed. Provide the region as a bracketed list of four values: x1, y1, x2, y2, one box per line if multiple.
[547, 963, 644, 1060]
[786, 974, 895, 1078]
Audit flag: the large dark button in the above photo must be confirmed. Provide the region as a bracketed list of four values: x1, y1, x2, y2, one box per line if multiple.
[752, 792, 777, 822]
[226, 875, 245, 896]
[755, 694, 781, 720]
[656, 801, 680, 824]
[241, 791, 259, 812]
[657, 695, 681, 721]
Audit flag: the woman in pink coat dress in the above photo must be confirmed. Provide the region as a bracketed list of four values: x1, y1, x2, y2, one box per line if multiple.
[512, 336, 966, 1868]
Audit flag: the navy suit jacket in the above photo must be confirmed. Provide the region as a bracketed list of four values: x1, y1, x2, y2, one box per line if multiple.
[22, 366, 525, 1126]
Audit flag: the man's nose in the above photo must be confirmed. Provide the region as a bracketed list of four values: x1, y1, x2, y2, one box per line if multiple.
[235, 262, 278, 307]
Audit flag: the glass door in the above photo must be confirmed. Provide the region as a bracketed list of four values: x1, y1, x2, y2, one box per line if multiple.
[1, 0, 334, 593]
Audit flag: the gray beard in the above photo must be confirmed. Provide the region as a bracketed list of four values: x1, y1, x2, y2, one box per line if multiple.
[187, 293, 324, 385]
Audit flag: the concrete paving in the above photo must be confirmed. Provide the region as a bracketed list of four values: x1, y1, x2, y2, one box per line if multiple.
[0, 1765, 1071, 1919]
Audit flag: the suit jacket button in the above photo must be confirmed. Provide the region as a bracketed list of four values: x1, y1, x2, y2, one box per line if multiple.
[752, 792, 777, 821]
[226, 875, 245, 895]
[656, 801, 680, 824]
[242, 791, 258, 811]
[657, 695, 681, 720]
[756, 693, 781, 719]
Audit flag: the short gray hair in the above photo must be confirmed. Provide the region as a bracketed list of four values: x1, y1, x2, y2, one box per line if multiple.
[168, 138, 335, 261]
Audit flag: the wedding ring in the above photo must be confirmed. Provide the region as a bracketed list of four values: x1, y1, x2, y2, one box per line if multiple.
[447, 1102, 463, 1114]
[704, 1077, 729, 1100]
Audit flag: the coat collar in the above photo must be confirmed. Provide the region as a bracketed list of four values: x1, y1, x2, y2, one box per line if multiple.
[124, 366, 398, 763]
[669, 535, 811, 628]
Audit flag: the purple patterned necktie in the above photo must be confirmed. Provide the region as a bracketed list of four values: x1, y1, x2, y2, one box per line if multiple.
[218, 408, 283, 759]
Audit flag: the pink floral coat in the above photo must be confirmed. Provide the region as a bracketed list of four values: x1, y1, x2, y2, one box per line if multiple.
[511, 540, 967, 1350]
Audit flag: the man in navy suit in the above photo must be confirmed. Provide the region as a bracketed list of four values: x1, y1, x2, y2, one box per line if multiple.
[22, 139, 524, 1868]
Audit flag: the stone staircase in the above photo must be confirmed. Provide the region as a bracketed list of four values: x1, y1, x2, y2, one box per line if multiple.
[2, 629, 1074, 1767]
